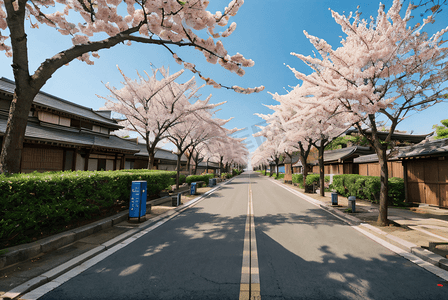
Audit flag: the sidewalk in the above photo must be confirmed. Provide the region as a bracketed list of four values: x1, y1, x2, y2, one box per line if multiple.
[271, 178, 448, 272]
[0, 184, 217, 300]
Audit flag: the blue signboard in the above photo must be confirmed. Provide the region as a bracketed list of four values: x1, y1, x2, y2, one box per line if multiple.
[190, 182, 197, 195]
[129, 181, 147, 219]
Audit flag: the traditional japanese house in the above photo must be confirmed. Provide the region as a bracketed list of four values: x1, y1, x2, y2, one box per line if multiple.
[195, 160, 220, 174]
[313, 146, 375, 175]
[398, 138, 448, 208]
[0, 77, 182, 173]
[123, 141, 188, 171]
[280, 154, 300, 182]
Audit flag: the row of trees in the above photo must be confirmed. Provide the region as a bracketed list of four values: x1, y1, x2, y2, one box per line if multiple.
[101, 66, 248, 189]
[252, 0, 448, 226]
[0, 0, 262, 174]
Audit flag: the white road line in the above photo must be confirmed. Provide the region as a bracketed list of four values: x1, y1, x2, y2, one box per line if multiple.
[240, 173, 261, 300]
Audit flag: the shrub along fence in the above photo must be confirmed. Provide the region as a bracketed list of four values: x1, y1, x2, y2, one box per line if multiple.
[186, 174, 214, 185]
[329, 174, 405, 206]
[292, 174, 330, 191]
[0, 169, 177, 248]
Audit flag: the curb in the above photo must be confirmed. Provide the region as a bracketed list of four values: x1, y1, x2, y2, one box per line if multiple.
[268, 178, 448, 273]
[0, 211, 128, 270]
[1, 178, 234, 300]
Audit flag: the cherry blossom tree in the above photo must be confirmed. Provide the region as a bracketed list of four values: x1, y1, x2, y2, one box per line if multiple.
[0, 0, 264, 174]
[264, 85, 317, 191]
[100, 66, 223, 169]
[168, 106, 231, 188]
[262, 71, 352, 195]
[290, 0, 448, 225]
[206, 133, 247, 174]
[252, 114, 294, 178]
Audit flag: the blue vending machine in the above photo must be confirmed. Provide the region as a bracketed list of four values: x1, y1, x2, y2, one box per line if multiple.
[129, 181, 147, 222]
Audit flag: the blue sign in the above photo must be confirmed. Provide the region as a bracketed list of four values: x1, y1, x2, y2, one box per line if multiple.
[129, 181, 147, 219]
[190, 182, 197, 195]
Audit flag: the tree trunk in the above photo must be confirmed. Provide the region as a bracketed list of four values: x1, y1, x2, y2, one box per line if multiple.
[0, 93, 34, 174]
[176, 154, 181, 190]
[0, 2, 34, 174]
[377, 147, 389, 226]
[193, 152, 199, 175]
[147, 150, 156, 170]
[318, 143, 325, 197]
[298, 141, 312, 193]
[357, 115, 390, 226]
[186, 150, 192, 175]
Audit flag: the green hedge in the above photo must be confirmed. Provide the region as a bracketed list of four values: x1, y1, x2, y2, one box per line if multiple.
[274, 173, 285, 180]
[186, 174, 214, 185]
[232, 169, 243, 176]
[329, 174, 405, 205]
[292, 174, 304, 188]
[221, 172, 232, 179]
[305, 174, 330, 189]
[0, 169, 176, 248]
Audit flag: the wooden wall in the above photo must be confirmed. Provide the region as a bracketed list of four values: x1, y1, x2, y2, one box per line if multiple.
[21, 147, 64, 173]
[406, 158, 448, 208]
[358, 161, 403, 178]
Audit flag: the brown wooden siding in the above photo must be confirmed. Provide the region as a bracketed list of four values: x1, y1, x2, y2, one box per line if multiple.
[21, 147, 64, 173]
[406, 158, 448, 208]
[133, 159, 148, 169]
[357, 161, 403, 178]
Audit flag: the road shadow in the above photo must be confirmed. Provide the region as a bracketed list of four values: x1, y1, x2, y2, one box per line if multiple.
[255, 229, 447, 299]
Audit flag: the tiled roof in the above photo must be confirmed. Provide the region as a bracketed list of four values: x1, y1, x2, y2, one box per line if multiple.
[281, 154, 300, 165]
[345, 128, 432, 143]
[398, 138, 448, 158]
[323, 146, 373, 163]
[0, 78, 120, 129]
[353, 148, 405, 163]
[130, 142, 187, 161]
[0, 117, 139, 152]
[353, 139, 448, 162]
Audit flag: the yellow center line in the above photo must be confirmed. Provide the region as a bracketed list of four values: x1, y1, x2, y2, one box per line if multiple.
[240, 174, 261, 300]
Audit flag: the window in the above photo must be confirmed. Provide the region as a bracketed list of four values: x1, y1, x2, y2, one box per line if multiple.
[64, 150, 74, 171]
[98, 159, 106, 171]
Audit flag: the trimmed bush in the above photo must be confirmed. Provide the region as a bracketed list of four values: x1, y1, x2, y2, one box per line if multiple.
[329, 174, 405, 205]
[0, 169, 176, 248]
[274, 173, 285, 180]
[186, 174, 214, 185]
[292, 174, 304, 188]
[388, 177, 405, 205]
[232, 169, 243, 176]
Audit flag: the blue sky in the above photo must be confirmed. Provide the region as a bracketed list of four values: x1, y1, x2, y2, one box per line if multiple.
[1, 0, 447, 156]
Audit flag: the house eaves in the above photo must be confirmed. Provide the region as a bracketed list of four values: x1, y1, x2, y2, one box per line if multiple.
[0, 77, 121, 129]
[398, 138, 448, 159]
[323, 146, 373, 163]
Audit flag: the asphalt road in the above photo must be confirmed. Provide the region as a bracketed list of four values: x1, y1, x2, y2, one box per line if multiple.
[36, 172, 447, 300]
